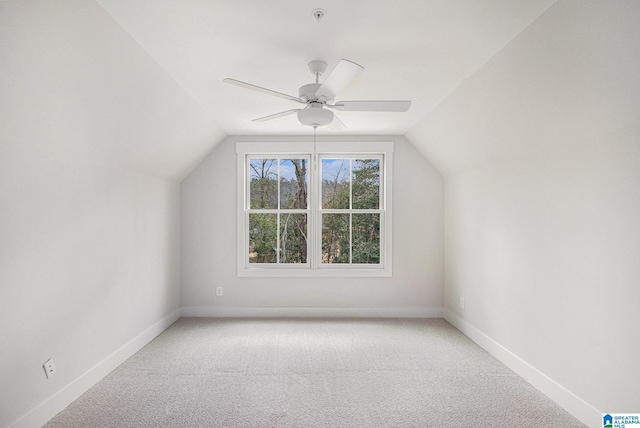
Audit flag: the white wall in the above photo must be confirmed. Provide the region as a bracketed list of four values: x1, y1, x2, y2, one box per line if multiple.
[444, 130, 640, 422]
[181, 136, 444, 317]
[0, 153, 181, 428]
[0, 1, 206, 426]
[406, 1, 640, 426]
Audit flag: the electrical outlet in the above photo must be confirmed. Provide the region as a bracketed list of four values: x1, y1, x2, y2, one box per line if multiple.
[460, 297, 465, 310]
[43, 358, 56, 379]
[216, 286, 224, 297]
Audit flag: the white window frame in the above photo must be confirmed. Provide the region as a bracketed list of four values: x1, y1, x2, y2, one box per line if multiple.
[236, 141, 393, 277]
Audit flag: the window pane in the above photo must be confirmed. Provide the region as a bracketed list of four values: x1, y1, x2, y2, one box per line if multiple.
[280, 213, 307, 263]
[352, 159, 380, 209]
[249, 159, 277, 209]
[322, 213, 350, 264]
[280, 159, 308, 209]
[322, 159, 350, 209]
[249, 213, 277, 263]
[352, 213, 380, 264]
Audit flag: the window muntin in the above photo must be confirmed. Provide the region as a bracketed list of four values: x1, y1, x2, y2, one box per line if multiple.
[237, 141, 393, 277]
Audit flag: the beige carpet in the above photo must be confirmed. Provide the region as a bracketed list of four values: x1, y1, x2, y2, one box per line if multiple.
[45, 318, 585, 427]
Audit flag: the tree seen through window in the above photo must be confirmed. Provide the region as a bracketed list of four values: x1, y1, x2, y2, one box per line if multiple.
[248, 158, 308, 264]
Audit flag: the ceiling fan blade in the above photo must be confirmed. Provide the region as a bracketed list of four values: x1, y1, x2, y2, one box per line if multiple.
[224, 78, 304, 104]
[330, 100, 411, 112]
[315, 59, 364, 102]
[251, 109, 301, 122]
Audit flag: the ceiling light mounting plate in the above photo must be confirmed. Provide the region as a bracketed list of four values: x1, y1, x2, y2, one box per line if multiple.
[308, 60, 327, 75]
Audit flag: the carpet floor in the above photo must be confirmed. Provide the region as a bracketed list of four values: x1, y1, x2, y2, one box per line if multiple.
[44, 317, 585, 427]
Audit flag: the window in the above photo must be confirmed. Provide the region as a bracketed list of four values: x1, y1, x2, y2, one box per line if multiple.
[237, 141, 393, 277]
[320, 157, 382, 265]
[247, 157, 309, 265]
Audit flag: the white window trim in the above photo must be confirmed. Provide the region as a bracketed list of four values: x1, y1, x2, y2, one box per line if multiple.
[236, 141, 393, 277]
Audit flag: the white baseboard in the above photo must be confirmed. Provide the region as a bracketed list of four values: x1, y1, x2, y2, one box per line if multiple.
[181, 305, 442, 318]
[443, 309, 600, 428]
[10, 309, 181, 428]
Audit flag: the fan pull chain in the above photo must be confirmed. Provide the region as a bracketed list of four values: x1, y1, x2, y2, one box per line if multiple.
[313, 125, 317, 154]
[313, 125, 318, 172]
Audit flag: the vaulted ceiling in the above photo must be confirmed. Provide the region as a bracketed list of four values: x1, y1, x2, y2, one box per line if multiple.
[96, 0, 557, 136]
[2, 1, 638, 181]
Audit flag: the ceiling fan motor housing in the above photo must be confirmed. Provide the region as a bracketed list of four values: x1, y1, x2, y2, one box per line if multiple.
[298, 83, 324, 102]
[298, 105, 334, 127]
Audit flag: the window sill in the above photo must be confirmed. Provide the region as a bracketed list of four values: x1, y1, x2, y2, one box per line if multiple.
[237, 266, 392, 278]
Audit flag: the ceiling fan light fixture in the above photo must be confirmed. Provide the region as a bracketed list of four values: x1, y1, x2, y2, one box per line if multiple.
[298, 106, 333, 127]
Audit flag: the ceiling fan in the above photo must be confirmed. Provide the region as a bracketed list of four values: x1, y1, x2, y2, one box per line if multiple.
[224, 59, 411, 129]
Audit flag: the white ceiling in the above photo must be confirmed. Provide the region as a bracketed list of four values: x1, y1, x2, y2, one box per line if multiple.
[1, 0, 226, 182]
[406, 0, 640, 174]
[5, 1, 637, 181]
[96, 0, 557, 136]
